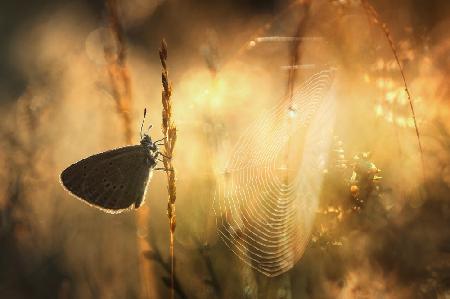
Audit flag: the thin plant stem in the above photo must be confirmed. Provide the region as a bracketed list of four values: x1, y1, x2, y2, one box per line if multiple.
[103, 1, 156, 298]
[104, 0, 133, 143]
[159, 39, 177, 299]
[286, 0, 311, 99]
[230, 0, 305, 62]
[361, 0, 426, 183]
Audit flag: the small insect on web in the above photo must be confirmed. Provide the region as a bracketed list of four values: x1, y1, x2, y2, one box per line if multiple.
[60, 108, 169, 213]
[213, 69, 337, 276]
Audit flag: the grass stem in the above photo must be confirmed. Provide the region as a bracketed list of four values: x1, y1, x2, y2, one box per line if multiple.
[159, 39, 177, 299]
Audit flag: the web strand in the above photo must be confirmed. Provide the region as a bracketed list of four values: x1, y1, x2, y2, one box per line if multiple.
[213, 69, 336, 276]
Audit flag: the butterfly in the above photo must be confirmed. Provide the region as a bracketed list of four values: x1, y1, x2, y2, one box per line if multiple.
[60, 109, 169, 213]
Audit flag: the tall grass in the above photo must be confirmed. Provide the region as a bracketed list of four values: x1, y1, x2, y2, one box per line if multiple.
[104, 0, 133, 143]
[361, 0, 426, 184]
[0, 0, 448, 298]
[103, 1, 156, 298]
[159, 39, 178, 299]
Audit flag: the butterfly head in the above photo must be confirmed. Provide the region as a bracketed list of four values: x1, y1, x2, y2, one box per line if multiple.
[140, 134, 158, 152]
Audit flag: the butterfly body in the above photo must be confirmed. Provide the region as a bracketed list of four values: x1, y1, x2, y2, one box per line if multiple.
[61, 134, 160, 213]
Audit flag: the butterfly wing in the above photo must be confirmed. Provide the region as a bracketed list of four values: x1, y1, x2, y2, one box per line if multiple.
[61, 145, 154, 213]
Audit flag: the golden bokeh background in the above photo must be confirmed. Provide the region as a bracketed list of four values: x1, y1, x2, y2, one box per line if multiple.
[0, 0, 449, 298]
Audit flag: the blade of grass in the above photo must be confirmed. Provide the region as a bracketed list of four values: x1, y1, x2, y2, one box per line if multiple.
[159, 39, 177, 299]
[361, 0, 426, 184]
[103, 1, 157, 298]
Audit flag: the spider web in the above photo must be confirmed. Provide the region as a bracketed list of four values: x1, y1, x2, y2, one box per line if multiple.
[213, 69, 336, 276]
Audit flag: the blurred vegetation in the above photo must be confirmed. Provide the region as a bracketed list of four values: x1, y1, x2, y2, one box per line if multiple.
[0, 0, 449, 298]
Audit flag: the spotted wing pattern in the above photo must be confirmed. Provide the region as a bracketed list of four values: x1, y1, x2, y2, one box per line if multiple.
[61, 145, 154, 213]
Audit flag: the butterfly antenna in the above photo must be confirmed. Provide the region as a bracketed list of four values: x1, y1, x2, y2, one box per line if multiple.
[140, 108, 147, 139]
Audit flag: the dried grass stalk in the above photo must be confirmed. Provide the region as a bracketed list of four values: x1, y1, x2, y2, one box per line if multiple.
[361, 0, 426, 180]
[103, 1, 157, 298]
[286, 0, 311, 99]
[159, 39, 177, 299]
[104, 0, 133, 144]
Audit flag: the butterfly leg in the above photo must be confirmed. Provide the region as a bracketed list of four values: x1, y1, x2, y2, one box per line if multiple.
[157, 151, 172, 159]
[153, 137, 167, 145]
[154, 167, 174, 172]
